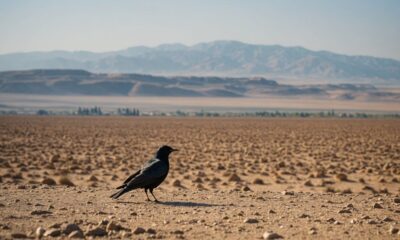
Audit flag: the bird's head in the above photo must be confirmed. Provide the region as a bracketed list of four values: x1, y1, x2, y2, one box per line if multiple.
[156, 145, 178, 159]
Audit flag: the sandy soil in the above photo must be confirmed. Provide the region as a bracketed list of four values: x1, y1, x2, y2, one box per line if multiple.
[0, 116, 399, 239]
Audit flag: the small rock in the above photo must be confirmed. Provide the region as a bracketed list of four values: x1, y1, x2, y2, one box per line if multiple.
[383, 217, 394, 222]
[58, 176, 75, 186]
[41, 178, 56, 185]
[228, 173, 242, 182]
[268, 209, 276, 214]
[172, 180, 182, 187]
[389, 226, 399, 234]
[36, 227, 45, 238]
[281, 190, 294, 195]
[68, 230, 85, 239]
[338, 209, 351, 214]
[86, 227, 107, 237]
[133, 227, 146, 234]
[49, 223, 61, 229]
[51, 154, 60, 162]
[304, 180, 313, 187]
[147, 228, 156, 234]
[63, 223, 82, 235]
[44, 228, 61, 237]
[11, 233, 27, 239]
[88, 175, 98, 181]
[242, 186, 251, 191]
[253, 178, 264, 185]
[244, 218, 258, 223]
[98, 219, 109, 226]
[373, 203, 383, 209]
[368, 220, 378, 225]
[299, 213, 310, 218]
[335, 173, 348, 181]
[394, 198, 400, 203]
[31, 210, 52, 215]
[263, 231, 283, 240]
[172, 230, 184, 235]
[327, 218, 336, 223]
[346, 203, 354, 208]
[106, 221, 124, 232]
[350, 219, 358, 224]
[309, 227, 317, 235]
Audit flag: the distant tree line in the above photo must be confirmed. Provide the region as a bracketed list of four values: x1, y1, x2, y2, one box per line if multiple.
[0, 107, 398, 119]
[77, 106, 103, 116]
[117, 108, 140, 116]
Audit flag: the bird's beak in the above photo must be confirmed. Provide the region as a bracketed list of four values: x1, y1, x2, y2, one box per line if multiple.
[172, 149, 179, 152]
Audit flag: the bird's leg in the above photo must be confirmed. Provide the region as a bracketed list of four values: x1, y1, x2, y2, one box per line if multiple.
[149, 189, 159, 202]
[144, 188, 151, 201]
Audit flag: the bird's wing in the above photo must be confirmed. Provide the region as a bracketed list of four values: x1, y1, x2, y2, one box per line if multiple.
[125, 159, 167, 188]
[122, 169, 141, 185]
[117, 158, 158, 188]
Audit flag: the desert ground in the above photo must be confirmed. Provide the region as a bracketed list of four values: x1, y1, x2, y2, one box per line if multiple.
[0, 116, 399, 239]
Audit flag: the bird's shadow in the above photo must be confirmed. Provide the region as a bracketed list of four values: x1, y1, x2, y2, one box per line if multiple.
[114, 200, 225, 207]
[156, 201, 224, 207]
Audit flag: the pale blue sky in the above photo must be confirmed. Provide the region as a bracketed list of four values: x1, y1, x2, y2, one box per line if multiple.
[0, 0, 399, 59]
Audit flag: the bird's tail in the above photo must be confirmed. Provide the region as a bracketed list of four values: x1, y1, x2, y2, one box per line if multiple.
[110, 188, 128, 199]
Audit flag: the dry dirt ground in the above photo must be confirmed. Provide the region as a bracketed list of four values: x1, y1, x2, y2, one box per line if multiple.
[0, 116, 399, 239]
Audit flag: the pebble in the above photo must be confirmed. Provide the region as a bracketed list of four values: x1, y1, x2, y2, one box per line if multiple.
[253, 178, 264, 185]
[281, 191, 294, 196]
[368, 220, 378, 225]
[244, 218, 259, 223]
[63, 223, 82, 235]
[373, 203, 383, 209]
[304, 180, 313, 187]
[335, 173, 348, 181]
[172, 230, 184, 235]
[263, 231, 283, 240]
[147, 228, 157, 234]
[338, 209, 351, 214]
[242, 186, 251, 191]
[68, 230, 85, 239]
[394, 198, 400, 204]
[44, 228, 61, 237]
[106, 221, 124, 232]
[133, 227, 146, 234]
[299, 213, 310, 218]
[86, 227, 107, 237]
[389, 226, 399, 234]
[89, 175, 98, 181]
[228, 173, 241, 182]
[383, 217, 394, 222]
[31, 210, 52, 215]
[58, 176, 75, 186]
[41, 178, 56, 185]
[172, 180, 182, 187]
[36, 227, 45, 238]
[11, 233, 27, 239]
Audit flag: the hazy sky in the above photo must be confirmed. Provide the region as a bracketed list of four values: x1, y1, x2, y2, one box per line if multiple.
[1, 0, 399, 59]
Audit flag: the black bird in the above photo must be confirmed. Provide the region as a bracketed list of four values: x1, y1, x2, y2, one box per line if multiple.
[110, 145, 178, 202]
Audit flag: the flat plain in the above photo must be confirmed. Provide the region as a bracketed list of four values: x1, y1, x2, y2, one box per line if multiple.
[0, 116, 399, 239]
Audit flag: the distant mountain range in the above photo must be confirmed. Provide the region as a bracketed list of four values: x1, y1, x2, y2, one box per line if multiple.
[1, 69, 399, 102]
[0, 41, 400, 85]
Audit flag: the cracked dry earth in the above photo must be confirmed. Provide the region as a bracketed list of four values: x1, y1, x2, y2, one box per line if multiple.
[0, 116, 399, 239]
